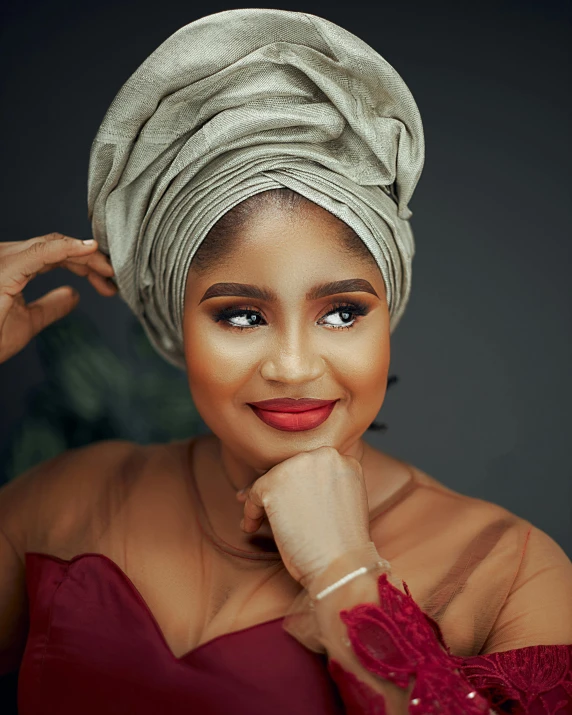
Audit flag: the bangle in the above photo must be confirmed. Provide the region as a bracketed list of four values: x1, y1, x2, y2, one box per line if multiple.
[313, 558, 391, 602]
[315, 566, 369, 600]
[283, 543, 394, 653]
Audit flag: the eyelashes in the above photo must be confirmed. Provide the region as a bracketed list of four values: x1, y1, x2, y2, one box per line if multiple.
[212, 301, 370, 332]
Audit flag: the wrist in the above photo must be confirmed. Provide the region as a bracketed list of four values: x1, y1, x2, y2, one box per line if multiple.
[304, 541, 390, 599]
[283, 541, 392, 653]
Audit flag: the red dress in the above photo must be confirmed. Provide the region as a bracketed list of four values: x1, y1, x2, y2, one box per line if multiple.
[15, 552, 572, 714]
[2, 437, 572, 714]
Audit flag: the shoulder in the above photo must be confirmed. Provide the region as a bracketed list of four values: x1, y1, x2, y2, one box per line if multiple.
[414, 470, 570, 570]
[407, 464, 572, 644]
[0, 439, 142, 559]
[367, 454, 572, 650]
[410, 463, 531, 527]
[480, 522, 572, 651]
[373, 458, 551, 576]
[513, 522, 572, 590]
[371, 456, 526, 537]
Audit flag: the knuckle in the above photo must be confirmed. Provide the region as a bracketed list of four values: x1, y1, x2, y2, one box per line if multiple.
[27, 240, 45, 254]
[246, 502, 261, 518]
[316, 445, 338, 462]
[318, 445, 336, 455]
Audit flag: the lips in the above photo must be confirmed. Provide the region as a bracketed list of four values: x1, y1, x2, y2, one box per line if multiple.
[248, 398, 337, 412]
[247, 399, 338, 432]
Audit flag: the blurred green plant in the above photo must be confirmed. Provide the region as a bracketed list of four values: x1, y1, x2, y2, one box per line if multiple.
[0, 314, 208, 485]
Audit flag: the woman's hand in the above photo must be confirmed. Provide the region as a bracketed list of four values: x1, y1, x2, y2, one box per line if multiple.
[236, 446, 371, 587]
[0, 232, 117, 364]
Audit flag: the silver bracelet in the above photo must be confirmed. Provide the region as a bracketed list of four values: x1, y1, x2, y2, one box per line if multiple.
[314, 558, 391, 601]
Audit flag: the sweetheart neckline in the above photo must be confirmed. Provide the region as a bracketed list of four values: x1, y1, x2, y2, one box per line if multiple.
[25, 551, 290, 663]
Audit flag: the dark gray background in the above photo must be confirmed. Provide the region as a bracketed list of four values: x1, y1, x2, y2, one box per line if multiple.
[1, 0, 570, 555]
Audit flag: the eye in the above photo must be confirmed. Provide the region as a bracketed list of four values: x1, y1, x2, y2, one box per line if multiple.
[318, 302, 369, 330]
[212, 301, 369, 332]
[213, 306, 266, 331]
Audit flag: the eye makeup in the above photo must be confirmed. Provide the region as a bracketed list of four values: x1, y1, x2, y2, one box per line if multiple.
[211, 300, 370, 332]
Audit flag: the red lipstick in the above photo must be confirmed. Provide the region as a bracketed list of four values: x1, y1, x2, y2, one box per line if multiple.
[247, 398, 338, 432]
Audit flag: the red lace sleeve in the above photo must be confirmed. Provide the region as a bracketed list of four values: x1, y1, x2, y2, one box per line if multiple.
[456, 644, 572, 714]
[326, 572, 572, 715]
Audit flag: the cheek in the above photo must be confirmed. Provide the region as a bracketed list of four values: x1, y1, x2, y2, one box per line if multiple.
[183, 319, 253, 401]
[337, 335, 390, 398]
[328, 314, 391, 422]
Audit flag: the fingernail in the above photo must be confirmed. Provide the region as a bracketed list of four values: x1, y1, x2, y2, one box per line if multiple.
[237, 488, 245, 496]
[82, 239, 95, 245]
[239, 519, 245, 530]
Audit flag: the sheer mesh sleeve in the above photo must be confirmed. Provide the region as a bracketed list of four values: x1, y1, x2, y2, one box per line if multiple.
[283, 528, 572, 714]
[0, 439, 138, 675]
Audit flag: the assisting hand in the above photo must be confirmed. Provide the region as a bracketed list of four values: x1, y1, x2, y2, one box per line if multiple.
[0, 232, 117, 364]
[236, 445, 371, 587]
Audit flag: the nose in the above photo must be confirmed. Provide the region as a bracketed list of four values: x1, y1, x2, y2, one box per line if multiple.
[259, 328, 326, 384]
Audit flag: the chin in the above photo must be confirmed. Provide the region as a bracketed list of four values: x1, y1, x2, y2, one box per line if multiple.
[231, 426, 355, 470]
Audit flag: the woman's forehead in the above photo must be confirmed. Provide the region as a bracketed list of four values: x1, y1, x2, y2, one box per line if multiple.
[185, 202, 387, 303]
[194, 208, 371, 268]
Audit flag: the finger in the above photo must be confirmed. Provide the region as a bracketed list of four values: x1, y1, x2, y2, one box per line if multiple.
[0, 235, 98, 297]
[87, 271, 118, 297]
[0, 292, 15, 330]
[241, 488, 267, 533]
[38, 250, 115, 279]
[26, 285, 80, 337]
[82, 250, 115, 277]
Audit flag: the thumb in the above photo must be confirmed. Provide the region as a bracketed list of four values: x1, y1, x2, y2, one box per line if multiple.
[27, 286, 80, 336]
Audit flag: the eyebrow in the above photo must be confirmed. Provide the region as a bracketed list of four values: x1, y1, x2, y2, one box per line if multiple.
[198, 279, 379, 304]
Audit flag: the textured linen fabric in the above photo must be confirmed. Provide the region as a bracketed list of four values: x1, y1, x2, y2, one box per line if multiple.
[87, 8, 425, 369]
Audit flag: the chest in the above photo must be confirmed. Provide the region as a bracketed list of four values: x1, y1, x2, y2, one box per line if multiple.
[21, 553, 342, 715]
[139, 550, 304, 657]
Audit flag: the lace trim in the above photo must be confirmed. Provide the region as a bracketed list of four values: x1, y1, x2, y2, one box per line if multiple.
[328, 573, 572, 714]
[333, 572, 489, 713]
[454, 644, 572, 715]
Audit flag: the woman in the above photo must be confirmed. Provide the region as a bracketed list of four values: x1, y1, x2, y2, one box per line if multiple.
[0, 8, 571, 714]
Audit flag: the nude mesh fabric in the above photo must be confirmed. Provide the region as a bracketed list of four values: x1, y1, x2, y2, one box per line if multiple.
[86, 8, 425, 369]
[1, 436, 571, 672]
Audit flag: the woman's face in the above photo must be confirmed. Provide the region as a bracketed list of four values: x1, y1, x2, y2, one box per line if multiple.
[183, 202, 390, 471]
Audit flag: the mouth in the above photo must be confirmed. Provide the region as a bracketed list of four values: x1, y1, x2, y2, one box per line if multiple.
[247, 399, 339, 432]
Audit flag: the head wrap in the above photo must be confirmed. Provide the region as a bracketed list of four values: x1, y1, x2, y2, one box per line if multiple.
[87, 8, 425, 370]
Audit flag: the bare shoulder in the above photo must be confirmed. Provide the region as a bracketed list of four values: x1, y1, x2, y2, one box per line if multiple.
[0, 440, 142, 557]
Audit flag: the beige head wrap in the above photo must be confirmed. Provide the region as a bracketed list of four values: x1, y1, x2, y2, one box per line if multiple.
[87, 8, 425, 370]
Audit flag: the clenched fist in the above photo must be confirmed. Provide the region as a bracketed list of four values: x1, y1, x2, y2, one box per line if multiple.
[236, 445, 371, 588]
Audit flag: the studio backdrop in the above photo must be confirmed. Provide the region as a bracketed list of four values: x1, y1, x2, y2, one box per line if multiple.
[0, 0, 570, 555]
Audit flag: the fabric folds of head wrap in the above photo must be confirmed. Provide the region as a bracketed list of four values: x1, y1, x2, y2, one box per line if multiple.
[87, 8, 425, 369]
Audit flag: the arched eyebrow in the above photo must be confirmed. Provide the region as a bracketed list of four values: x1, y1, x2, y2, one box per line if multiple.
[198, 279, 379, 305]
